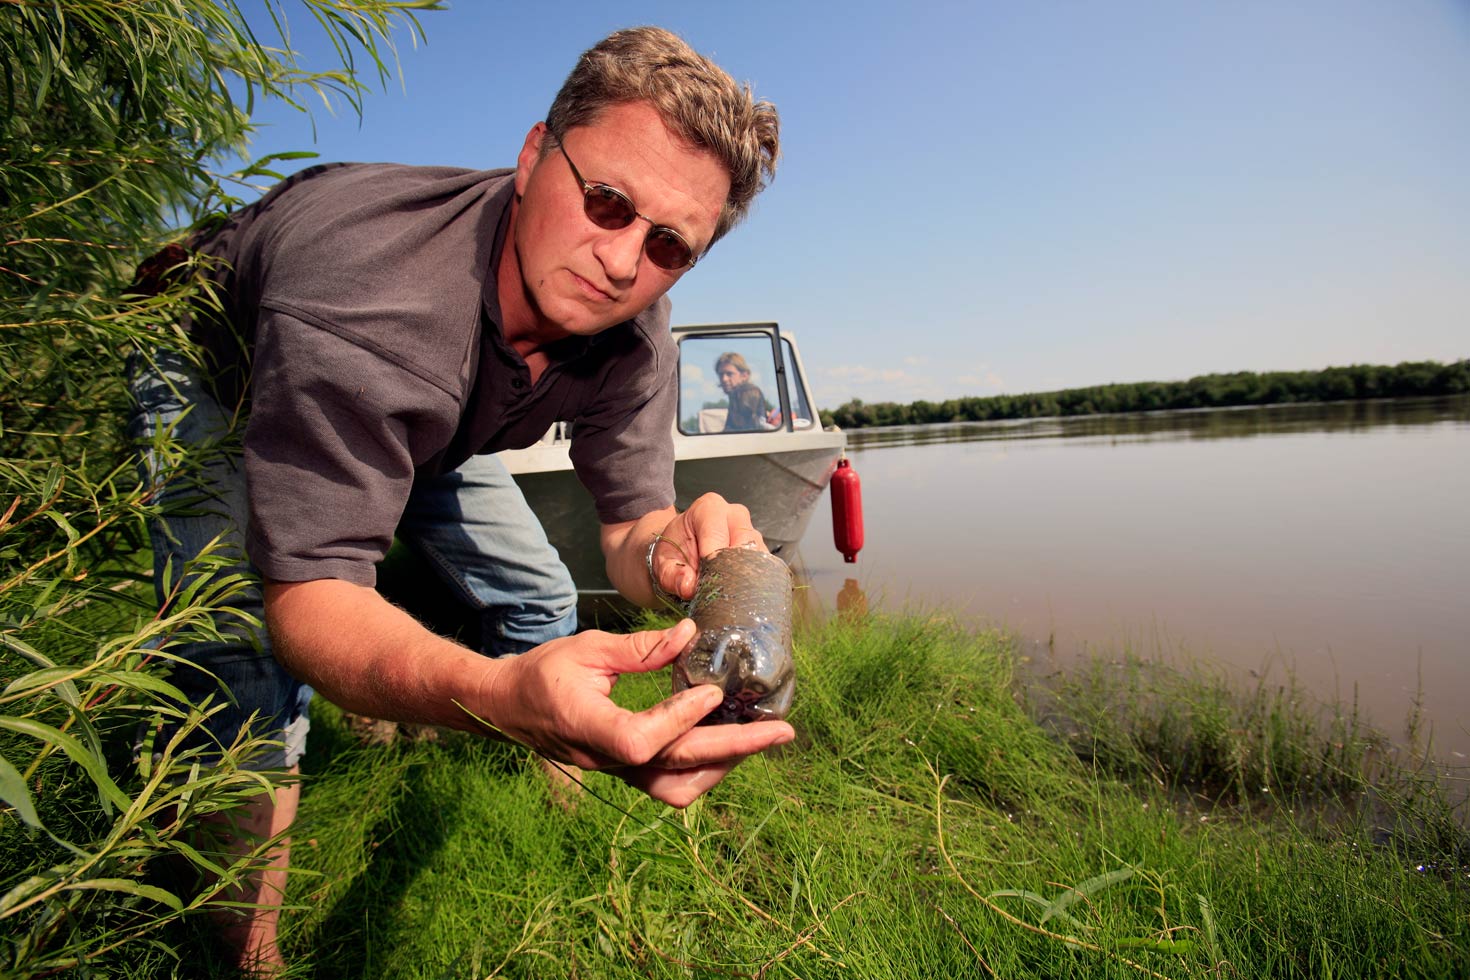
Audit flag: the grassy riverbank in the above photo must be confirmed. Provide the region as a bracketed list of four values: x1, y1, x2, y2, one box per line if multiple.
[238, 613, 1467, 978]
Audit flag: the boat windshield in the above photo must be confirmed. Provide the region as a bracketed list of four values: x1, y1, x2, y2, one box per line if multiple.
[781, 337, 816, 430]
[678, 332, 813, 435]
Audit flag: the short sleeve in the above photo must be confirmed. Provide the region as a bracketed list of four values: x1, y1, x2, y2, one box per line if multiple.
[243, 310, 461, 585]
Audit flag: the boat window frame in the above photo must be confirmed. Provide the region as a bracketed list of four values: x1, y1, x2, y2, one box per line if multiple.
[674, 322, 797, 437]
[777, 335, 819, 431]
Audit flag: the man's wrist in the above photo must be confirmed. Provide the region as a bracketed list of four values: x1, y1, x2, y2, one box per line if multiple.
[461, 655, 512, 738]
[646, 536, 683, 608]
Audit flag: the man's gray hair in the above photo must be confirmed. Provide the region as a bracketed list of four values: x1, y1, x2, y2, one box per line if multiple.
[545, 26, 780, 248]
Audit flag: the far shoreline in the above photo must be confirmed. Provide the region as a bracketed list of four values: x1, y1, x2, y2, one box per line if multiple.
[821, 358, 1470, 429]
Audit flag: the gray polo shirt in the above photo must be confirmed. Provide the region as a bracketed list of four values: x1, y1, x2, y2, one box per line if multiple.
[188, 163, 677, 587]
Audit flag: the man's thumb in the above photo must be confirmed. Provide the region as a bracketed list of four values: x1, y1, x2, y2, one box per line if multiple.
[615, 618, 696, 673]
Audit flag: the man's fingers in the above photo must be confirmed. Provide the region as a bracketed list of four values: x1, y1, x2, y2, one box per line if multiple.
[729, 525, 766, 551]
[685, 492, 744, 557]
[570, 680, 722, 767]
[611, 761, 739, 809]
[680, 498, 769, 578]
[651, 535, 698, 600]
[671, 561, 698, 599]
[584, 685, 794, 770]
[552, 614, 794, 778]
[613, 720, 794, 806]
[603, 618, 695, 672]
[646, 719, 795, 769]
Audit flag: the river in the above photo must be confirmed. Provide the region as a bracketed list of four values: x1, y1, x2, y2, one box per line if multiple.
[790, 395, 1470, 765]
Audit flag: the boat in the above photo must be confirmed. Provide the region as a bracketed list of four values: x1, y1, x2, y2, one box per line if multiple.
[500, 322, 847, 602]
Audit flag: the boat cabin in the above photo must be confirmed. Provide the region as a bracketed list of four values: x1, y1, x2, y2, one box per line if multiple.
[499, 323, 846, 598]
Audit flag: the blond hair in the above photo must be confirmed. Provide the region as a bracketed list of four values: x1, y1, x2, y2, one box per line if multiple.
[545, 26, 779, 248]
[715, 351, 751, 376]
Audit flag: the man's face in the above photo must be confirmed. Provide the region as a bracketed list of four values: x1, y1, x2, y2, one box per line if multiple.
[718, 363, 749, 393]
[509, 101, 730, 339]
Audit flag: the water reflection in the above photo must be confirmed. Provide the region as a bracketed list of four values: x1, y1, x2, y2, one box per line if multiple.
[795, 394, 1470, 763]
[845, 396, 1470, 450]
[836, 578, 868, 620]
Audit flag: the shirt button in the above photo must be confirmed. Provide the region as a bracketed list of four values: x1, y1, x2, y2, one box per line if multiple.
[510, 378, 525, 390]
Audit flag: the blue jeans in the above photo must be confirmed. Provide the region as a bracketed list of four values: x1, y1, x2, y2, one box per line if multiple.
[128, 348, 578, 769]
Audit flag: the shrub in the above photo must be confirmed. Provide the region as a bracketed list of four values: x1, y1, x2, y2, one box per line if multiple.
[0, 3, 438, 974]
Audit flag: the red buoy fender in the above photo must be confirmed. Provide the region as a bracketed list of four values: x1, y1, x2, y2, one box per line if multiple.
[830, 456, 864, 563]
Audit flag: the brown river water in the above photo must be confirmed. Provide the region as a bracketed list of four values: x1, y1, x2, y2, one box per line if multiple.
[789, 396, 1470, 766]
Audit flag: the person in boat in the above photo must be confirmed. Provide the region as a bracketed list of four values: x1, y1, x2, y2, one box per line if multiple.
[128, 26, 790, 974]
[716, 351, 770, 431]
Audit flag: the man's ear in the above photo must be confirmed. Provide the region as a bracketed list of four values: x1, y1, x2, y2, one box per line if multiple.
[515, 122, 550, 196]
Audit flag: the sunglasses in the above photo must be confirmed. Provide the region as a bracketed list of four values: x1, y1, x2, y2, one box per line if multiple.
[556, 141, 699, 271]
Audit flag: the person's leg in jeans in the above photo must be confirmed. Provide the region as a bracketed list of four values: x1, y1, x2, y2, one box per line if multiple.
[396, 453, 582, 800]
[129, 347, 309, 975]
[396, 453, 579, 657]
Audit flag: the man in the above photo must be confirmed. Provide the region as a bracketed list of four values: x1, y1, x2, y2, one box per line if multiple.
[130, 27, 791, 973]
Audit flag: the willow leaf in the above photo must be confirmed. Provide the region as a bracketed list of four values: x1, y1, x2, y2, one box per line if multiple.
[93, 669, 188, 704]
[4, 666, 83, 706]
[1041, 867, 1135, 925]
[67, 878, 184, 912]
[0, 716, 129, 814]
[0, 751, 42, 829]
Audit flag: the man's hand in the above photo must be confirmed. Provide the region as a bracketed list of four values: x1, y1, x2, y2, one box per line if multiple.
[267, 581, 793, 809]
[477, 617, 794, 807]
[601, 493, 766, 606]
[653, 492, 767, 600]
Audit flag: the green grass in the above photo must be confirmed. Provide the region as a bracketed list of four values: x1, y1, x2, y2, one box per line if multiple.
[253, 613, 1469, 979]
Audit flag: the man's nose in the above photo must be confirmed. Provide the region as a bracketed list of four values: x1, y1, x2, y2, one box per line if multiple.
[594, 220, 647, 283]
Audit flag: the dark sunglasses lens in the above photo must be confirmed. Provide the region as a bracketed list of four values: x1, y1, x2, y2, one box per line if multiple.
[582, 185, 636, 230]
[644, 227, 693, 270]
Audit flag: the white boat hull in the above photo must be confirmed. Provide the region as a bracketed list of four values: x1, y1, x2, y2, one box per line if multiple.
[504, 429, 844, 595]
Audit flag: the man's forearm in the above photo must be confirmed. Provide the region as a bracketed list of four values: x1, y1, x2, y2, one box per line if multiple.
[263, 578, 499, 731]
[601, 507, 677, 607]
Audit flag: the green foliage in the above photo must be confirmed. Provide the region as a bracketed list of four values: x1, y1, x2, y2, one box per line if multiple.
[0, 2, 440, 975]
[1032, 651, 1380, 802]
[822, 359, 1470, 429]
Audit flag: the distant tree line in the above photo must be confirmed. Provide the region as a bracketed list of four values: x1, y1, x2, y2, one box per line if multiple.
[820, 359, 1470, 429]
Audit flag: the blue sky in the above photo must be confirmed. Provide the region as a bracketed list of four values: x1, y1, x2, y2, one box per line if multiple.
[231, 1, 1470, 409]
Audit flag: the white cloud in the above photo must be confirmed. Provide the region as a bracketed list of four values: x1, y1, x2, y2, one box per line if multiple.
[809, 358, 1033, 407]
[822, 364, 921, 385]
[812, 363, 951, 406]
[955, 369, 1008, 392]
